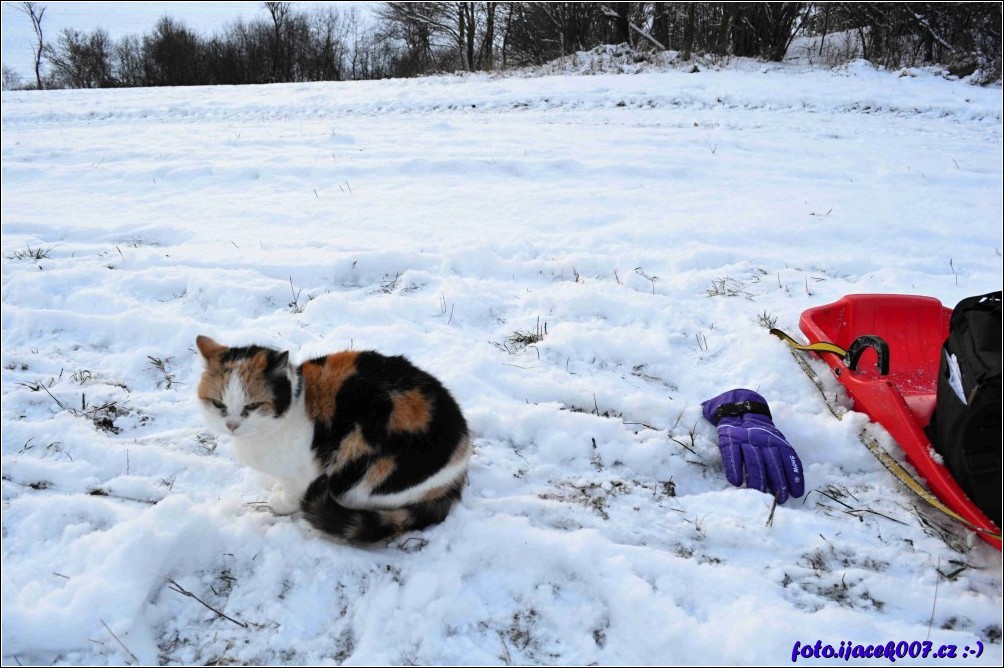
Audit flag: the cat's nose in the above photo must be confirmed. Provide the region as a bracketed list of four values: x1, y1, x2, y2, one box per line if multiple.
[226, 420, 240, 432]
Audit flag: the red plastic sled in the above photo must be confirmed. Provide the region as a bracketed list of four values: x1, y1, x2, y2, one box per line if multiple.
[800, 294, 1001, 550]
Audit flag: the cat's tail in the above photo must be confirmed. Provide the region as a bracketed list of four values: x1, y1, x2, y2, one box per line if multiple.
[301, 476, 465, 543]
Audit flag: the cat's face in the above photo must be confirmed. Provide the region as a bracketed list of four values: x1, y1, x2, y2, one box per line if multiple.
[196, 335, 294, 438]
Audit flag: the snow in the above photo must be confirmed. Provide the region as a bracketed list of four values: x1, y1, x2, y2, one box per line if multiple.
[2, 55, 1002, 665]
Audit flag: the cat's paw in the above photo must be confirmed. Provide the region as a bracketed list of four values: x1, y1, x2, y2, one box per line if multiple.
[268, 485, 301, 515]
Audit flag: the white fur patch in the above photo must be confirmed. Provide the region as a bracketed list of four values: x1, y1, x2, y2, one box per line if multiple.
[230, 403, 317, 481]
[203, 369, 319, 487]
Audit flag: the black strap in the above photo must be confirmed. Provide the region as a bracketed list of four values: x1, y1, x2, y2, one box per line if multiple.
[845, 335, 890, 375]
[713, 400, 772, 423]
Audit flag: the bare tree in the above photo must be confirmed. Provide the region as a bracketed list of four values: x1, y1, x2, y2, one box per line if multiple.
[823, 2, 1000, 76]
[379, 2, 508, 74]
[2, 64, 24, 90]
[612, 3, 631, 45]
[681, 3, 696, 60]
[378, 2, 457, 73]
[264, 1, 291, 81]
[11, 1, 46, 88]
[347, 7, 392, 79]
[142, 16, 204, 86]
[305, 5, 351, 81]
[458, 2, 475, 70]
[505, 3, 606, 65]
[46, 27, 114, 88]
[477, 2, 499, 69]
[599, 3, 666, 50]
[114, 34, 145, 86]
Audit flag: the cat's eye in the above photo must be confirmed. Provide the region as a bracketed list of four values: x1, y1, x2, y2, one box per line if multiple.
[208, 399, 226, 414]
[241, 402, 263, 417]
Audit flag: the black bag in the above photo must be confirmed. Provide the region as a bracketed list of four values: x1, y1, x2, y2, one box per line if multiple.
[928, 290, 1002, 527]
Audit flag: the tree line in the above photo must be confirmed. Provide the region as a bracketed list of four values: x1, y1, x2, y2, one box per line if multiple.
[4, 2, 1000, 91]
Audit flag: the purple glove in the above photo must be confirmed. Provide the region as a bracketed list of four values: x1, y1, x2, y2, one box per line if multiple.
[701, 389, 805, 503]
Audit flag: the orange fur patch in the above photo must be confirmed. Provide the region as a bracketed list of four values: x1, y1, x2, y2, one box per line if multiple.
[197, 371, 225, 402]
[388, 389, 433, 433]
[196, 336, 227, 403]
[349, 508, 410, 540]
[234, 352, 270, 400]
[448, 435, 472, 467]
[329, 426, 376, 472]
[302, 352, 359, 423]
[421, 483, 456, 503]
[196, 335, 227, 359]
[365, 456, 398, 488]
[382, 508, 411, 530]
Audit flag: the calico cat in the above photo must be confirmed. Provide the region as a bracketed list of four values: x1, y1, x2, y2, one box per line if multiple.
[195, 335, 470, 543]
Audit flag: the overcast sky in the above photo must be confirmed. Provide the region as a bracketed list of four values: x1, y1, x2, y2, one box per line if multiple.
[2, 1, 363, 81]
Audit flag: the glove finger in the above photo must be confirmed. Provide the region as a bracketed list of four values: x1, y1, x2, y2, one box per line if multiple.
[716, 424, 746, 487]
[748, 424, 804, 500]
[740, 441, 766, 493]
[756, 426, 805, 500]
[780, 446, 805, 499]
[761, 446, 791, 504]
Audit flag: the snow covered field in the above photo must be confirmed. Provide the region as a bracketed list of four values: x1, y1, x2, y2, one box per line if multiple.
[2, 57, 1002, 665]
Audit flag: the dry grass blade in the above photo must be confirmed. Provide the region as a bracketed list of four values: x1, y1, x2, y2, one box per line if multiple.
[706, 276, 753, 299]
[908, 505, 969, 552]
[491, 317, 547, 355]
[37, 383, 67, 410]
[288, 276, 306, 313]
[765, 496, 778, 527]
[167, 578, 248, 628]
[147, 356, 179, 388]
[842, 507, 908, 525]
[669, 420, 700, 456]
[6, 245, 52, 261]
[810, 486, 906, 524]
[100, 618, 139, 664]
[808, 485, 858, 509]
[508, 316, 547, 347]
[757, 310, 778, 329]
[927, 556, 941, 641]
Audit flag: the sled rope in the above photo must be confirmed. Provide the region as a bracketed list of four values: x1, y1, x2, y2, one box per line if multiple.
[769, 328, 848, 358]
[771, 329, 1003, 541]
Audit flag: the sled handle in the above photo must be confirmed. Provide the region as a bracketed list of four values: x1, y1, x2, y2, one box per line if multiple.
[769, 328, 889, 376]
[845, 335, 889, 375]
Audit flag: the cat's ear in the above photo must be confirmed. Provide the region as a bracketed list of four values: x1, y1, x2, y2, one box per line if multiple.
[196, 335, 227, 360]
[253, 349, 289, 375]
[271, 351, 291, 375]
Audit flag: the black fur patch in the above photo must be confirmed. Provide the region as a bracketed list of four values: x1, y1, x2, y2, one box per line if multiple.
[219, 345, 292, 416]
[307, 352, 468, 495]
[264, 352, 292, 416]
[302, 477, 400, 543]
[295, 350, 469, 542]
